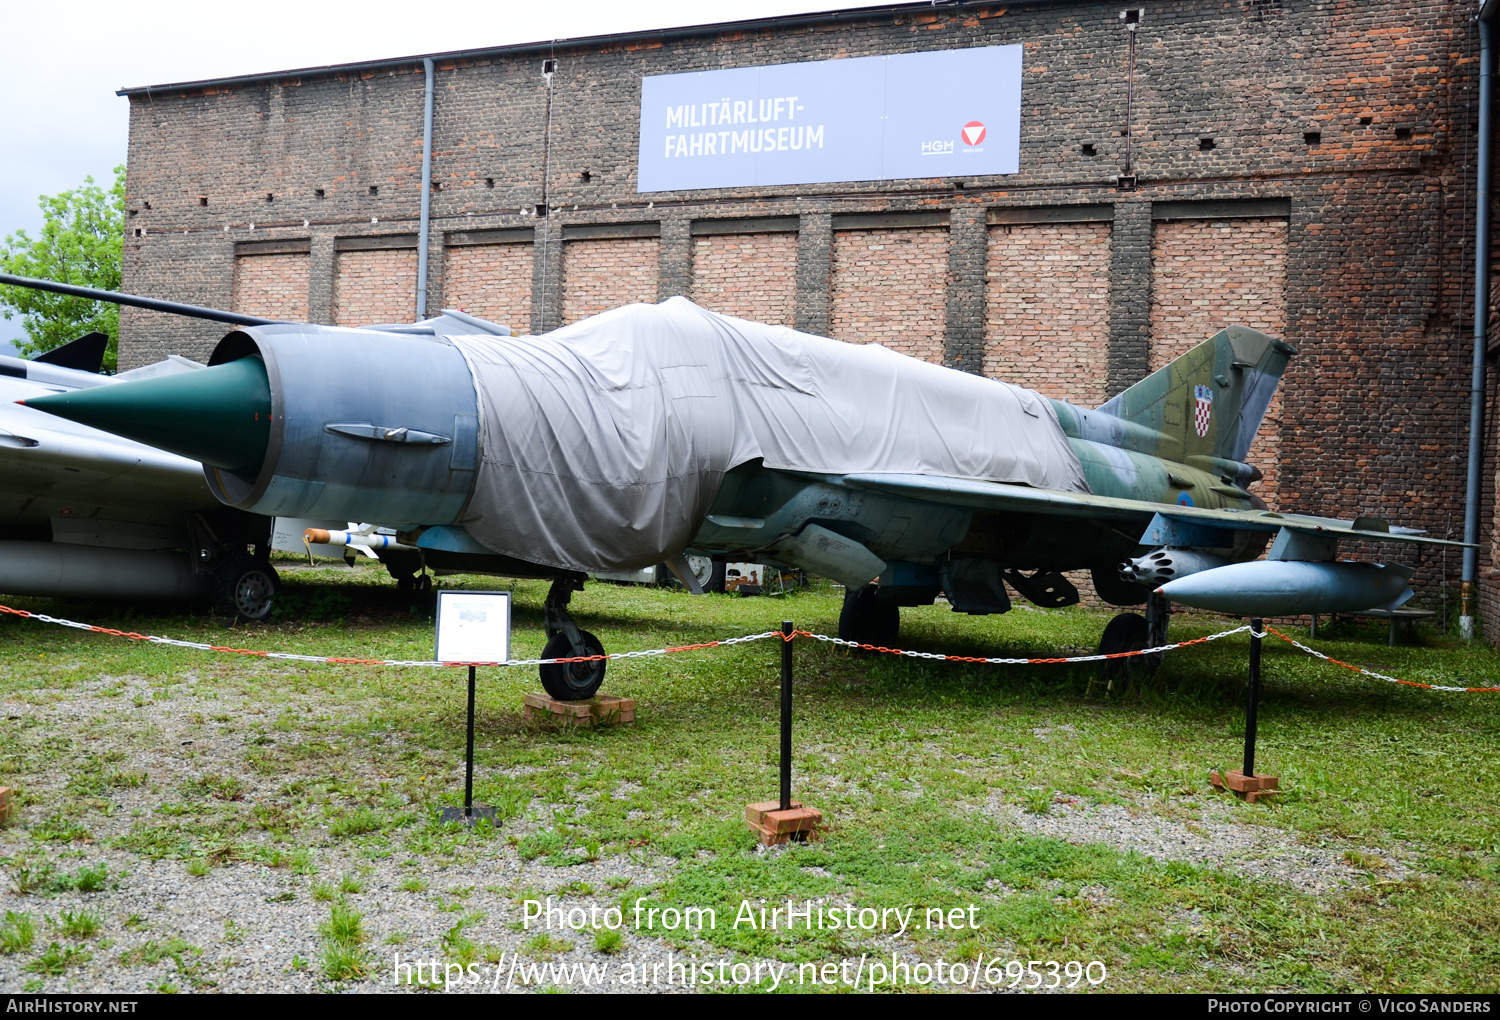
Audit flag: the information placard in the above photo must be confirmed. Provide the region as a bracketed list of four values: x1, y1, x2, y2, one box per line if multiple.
[434, 590, 512, 664]
[637, 45, 1022, 192]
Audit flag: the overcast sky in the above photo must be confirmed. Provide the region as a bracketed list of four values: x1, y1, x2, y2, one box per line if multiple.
[1, 0, 866, 247]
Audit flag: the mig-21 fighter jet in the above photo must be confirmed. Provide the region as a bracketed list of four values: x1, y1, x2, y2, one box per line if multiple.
[8, 273, 1466, 700]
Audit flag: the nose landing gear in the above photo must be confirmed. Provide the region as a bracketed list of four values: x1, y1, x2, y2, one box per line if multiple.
[539, 575, 606, 701]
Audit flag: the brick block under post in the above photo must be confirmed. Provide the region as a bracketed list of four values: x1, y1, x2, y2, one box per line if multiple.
[796, 211, 831, 337]
[308, 233, 337, 325]
[532, 218, 564, 334]
[945, 205, 988, 375]
[1106, 199, 1153, 398]
[657, 215, 692, 301]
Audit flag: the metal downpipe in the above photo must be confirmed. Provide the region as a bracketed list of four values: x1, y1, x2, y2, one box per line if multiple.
[416, 57, 435, 319]
[1464, 11, 1495, 639]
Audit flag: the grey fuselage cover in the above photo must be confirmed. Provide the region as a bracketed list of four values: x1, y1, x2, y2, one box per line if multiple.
[451, 297, 1087, 573]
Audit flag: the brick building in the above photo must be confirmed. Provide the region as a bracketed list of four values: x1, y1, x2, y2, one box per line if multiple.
[116, 0, 1497, 636]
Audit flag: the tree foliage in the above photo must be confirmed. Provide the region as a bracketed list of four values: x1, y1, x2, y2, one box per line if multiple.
[0, 166, 126, 372]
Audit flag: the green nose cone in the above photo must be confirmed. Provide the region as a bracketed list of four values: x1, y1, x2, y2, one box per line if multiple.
[24, 356, 272, 478]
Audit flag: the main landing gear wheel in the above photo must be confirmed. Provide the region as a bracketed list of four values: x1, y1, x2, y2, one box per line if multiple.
[539, 630, 607, 702]
[213, 555, 279, 622]
[839, 585, 900, 647]
[396, 573, 433, 596]
[1098, 611, 1150, 687]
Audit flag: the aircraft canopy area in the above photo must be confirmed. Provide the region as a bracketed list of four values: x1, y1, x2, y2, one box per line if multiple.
[453, 297, 1088, 572]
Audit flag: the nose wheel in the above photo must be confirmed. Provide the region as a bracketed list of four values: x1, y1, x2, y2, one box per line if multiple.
[539, 576, 606, 701]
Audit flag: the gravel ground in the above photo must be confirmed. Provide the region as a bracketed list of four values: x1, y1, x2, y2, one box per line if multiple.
[982, 791, 1415, 895]
[0, 669, 748, 994]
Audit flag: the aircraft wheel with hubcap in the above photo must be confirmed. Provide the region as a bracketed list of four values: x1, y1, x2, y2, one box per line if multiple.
[839, 585, 900, 647]
[539, 630, 607, 701]
[213, 556, 279, 622]
[1098, 611, 1152, 685]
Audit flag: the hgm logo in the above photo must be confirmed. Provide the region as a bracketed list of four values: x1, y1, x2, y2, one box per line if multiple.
[921, 140, 955, 156]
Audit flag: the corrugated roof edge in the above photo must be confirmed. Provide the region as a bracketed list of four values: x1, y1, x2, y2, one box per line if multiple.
[117, 0, 1079, 97]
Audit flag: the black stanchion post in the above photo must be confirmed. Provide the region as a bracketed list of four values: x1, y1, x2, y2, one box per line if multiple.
[1244, 619, 1262, 779]
[1210, 618, 1280, 802]
[780, 620, 793, 812]
[465, 664, 477, 816]
[747, 620, 822, 844]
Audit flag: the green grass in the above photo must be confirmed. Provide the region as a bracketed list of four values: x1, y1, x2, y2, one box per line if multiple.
[118, 937, 196, 968]
[26, 941, 90, 975]
[2, 565, 1499, 991]
[55, 909, 101, 939]
[319, 902, 370, 981]
[0, 911, 35, 954]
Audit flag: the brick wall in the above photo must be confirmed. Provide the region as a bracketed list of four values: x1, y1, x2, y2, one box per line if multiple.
[983, 222, 1112, 405]
[232, 253, 310, 322]
[333, 249, 418, 327]
[444, 244, 534, 334]
[1151, 218, 1288, 507]
[829, 227, 948, 363]
[561, 238, 660, 325]
[690, 232, 798, 326]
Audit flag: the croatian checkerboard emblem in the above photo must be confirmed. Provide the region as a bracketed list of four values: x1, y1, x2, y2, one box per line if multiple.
[1193, 384, 1214, 438]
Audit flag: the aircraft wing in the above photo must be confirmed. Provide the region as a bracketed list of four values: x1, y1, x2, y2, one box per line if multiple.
[832, 472, 1473, 550]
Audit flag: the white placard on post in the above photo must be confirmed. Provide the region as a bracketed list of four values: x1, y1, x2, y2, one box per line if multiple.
[434, 590, 512, 664]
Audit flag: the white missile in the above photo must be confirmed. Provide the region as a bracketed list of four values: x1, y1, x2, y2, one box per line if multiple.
[303, 527, 416, 559]
[1156, 559, 1414, 617]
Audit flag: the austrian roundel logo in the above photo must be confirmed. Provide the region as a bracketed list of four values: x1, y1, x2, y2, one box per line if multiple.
[962, 121, 987, 146]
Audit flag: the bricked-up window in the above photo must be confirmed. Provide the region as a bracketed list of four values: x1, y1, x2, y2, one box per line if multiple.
[444, 244, 534, 334]
[1150, 217, 1288, 506]
[984, 222, 1112, 406]
[234, 253, 310, 322]
[562, 238, 660, 324]
[829, 227, 948, 364]
[690, 233, 797, 327]
[334, 248, 418, 326]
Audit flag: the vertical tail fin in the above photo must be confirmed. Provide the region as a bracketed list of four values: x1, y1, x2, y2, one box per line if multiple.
[1096, 326, 1296, 466]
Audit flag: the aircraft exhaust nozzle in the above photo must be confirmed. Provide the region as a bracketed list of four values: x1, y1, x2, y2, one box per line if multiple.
[1156, 559, 1415, 617]
[1119, 547, 1229, 587]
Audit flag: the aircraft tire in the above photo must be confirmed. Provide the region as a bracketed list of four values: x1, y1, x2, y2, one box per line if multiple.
[212, 556, 279, 622]
[539, 629, 607, 701]
[1098, 612, 1151, 685]
[839, 586, 900, 647]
